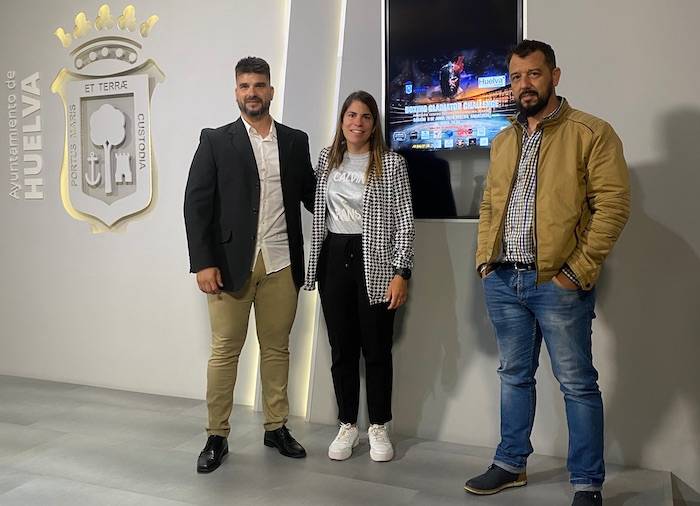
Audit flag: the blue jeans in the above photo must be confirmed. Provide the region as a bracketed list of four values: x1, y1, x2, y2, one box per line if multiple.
[483, 265, 604, 491]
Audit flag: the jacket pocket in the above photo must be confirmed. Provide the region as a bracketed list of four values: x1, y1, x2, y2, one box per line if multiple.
[217, 227, 232, 244]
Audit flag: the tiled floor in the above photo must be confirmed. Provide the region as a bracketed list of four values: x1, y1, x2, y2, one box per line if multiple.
[0, 375, 672, 505]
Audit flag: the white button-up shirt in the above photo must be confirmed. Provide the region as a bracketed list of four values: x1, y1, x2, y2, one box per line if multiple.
[242, 117, 290, 274]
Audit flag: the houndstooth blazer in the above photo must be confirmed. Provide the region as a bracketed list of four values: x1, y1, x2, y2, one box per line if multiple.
[303, 147, 415, 305]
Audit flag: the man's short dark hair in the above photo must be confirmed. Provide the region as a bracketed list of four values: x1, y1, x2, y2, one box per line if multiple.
[235, 57, 271, 81]
[506, 40, 556, 70]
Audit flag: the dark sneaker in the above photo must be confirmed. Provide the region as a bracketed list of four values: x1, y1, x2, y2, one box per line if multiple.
[572, 491, 602, 506]
[464, 464, 527, 495]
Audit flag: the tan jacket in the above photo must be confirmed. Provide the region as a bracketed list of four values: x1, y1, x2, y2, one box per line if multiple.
[476, 99, 630, 289]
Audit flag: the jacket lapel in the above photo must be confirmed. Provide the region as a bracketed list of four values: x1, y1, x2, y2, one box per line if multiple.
[227, 118, 257, 176]
[275, 121, 294, 183]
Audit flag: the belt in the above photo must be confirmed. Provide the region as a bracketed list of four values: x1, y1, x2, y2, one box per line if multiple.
[497, 261, 536, 271]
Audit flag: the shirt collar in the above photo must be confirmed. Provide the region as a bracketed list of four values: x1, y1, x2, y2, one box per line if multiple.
[241, 116, 277, 140]
[517, 96, 563, 128]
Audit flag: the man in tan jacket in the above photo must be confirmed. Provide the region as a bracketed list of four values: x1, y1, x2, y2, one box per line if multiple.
[464, 40, 630, 506]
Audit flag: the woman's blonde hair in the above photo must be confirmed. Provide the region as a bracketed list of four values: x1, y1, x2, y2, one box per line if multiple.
[327, 91, 386, 181]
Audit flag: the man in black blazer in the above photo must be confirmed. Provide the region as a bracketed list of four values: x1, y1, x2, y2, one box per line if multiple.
[184, 57, 315, 473]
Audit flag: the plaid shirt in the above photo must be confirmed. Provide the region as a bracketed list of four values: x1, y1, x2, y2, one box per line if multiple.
[304, 147, 415, 304]
[502, 99, 579, 285]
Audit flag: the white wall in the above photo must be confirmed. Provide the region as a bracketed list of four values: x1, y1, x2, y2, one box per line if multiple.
[0, 0, 291, 405]
[0, 0, 343, 417]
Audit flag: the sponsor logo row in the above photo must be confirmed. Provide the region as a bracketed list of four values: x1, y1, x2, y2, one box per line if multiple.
[393, 128, 489, 148]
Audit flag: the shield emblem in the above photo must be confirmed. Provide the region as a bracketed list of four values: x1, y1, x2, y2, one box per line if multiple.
[52, 61, 164, 228]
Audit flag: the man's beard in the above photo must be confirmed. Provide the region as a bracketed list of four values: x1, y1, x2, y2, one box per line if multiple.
[238, 98, 270, 118]
[517, 83, 554, 117]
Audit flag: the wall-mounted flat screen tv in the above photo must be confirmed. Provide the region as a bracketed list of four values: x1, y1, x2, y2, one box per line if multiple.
[385, 0, 523, 152]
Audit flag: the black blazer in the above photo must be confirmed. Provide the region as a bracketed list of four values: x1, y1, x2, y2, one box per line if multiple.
[184, 118, 315, 291]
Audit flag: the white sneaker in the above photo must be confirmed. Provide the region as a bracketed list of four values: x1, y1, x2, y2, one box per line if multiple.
[368, 423, 394, 462]
[328, 422, 359, 460]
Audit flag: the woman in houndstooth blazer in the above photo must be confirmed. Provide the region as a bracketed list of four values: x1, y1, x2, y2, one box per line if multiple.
[303, 91, 415, 463]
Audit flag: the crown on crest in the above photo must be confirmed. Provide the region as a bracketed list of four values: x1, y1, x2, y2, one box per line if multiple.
[54, 4, 158, 72]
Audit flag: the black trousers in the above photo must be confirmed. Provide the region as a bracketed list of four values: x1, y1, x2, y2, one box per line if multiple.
[317, 232, 395, 425]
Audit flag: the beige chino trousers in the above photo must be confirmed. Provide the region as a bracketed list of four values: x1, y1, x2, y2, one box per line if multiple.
[206, 252, 298, 435]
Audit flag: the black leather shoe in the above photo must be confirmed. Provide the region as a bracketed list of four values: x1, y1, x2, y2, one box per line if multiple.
[464, 464, 527, 495]
[572, 491, 602, 506]
[197, 435, 228, 473]
[264, 425, 306, 458]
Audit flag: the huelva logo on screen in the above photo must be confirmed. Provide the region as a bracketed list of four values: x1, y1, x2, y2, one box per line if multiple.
[51, 4, 165, 232]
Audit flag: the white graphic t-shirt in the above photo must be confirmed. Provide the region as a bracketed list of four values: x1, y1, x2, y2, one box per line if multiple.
[326, 151, 368, 234]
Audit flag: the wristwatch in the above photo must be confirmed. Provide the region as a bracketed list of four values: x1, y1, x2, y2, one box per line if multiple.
[393, 267, 412, 280]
